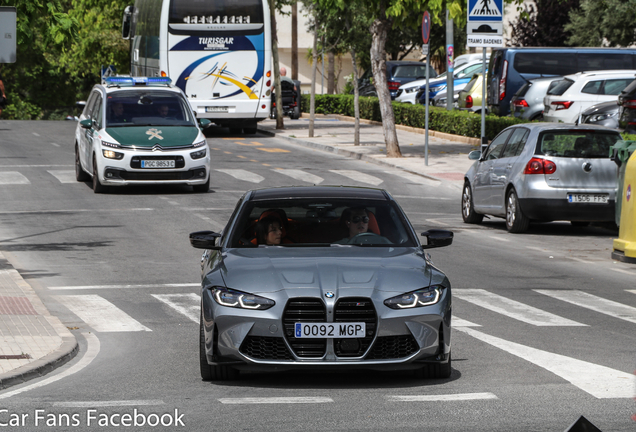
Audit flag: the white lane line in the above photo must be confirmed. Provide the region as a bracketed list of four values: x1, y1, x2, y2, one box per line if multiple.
[452, 317, 481, 327]
[628, 290, 636, 295]
[219, 397, 333, 404]
[611, 267, 636, 275]
[388, 393, 498, 402]
[456, 327, 635, 399]
[48, 283, 199, 290]
[391, 195, 453, 201]
[385, 171, 441, 187]
[0, 172, 30, 185]
[329, 170, 383, 186]
[453, 289, 586, 327]
[274, 169, 324, 184]
[54, 295, 152, 332]
[425, 218, 451, 227]
[0, 208, 154, 215]
[53, 400, 164, 407]
[50, 142, 61, 147]
[535, 290, 636, 325]
[216, 169, 265, 183]
[33, 132, 41, 137]
[47, 170, 77, 183]
[0, 165, 73, 168]
[193, 214, 225, 231]
[152, 293, 199, 323]
[0, 332, 100, 399]
[488, 235, 509, 242]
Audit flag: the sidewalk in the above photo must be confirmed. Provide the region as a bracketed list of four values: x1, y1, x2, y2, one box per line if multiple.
[258, 114, 479, 188]
[0, 252, 77, 389]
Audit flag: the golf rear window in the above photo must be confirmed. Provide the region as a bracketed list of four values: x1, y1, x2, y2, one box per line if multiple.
[535, 130, 621, 158]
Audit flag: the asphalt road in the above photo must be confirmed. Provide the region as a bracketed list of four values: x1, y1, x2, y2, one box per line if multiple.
[0, 120, 634, 431]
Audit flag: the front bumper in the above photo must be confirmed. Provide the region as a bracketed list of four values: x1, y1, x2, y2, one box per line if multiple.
[201, 289, 452, 371]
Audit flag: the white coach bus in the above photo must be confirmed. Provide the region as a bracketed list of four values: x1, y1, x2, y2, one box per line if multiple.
[122, 0, 272, 134]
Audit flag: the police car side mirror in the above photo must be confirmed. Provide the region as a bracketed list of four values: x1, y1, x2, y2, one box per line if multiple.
[79, 119, 92, 129]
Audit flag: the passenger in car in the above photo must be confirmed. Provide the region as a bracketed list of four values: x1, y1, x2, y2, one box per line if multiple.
[255, 215, 283, 245]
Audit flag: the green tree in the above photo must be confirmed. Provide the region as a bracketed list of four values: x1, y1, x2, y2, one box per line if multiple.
[508, 0, 579, 47]
[566, 0, 636, 47]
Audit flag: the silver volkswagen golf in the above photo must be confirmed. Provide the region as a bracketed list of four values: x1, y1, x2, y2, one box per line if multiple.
[190, 186, 453, 380]
[462, 124, 621, 232]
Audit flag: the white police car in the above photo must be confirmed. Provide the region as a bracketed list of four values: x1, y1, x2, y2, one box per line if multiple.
[74, 76, 211, 193]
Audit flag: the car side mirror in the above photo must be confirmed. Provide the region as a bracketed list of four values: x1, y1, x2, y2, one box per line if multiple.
[198, 118, 212, 128]
[190, 230, 222, 250]
[79, 119, 93, 129]
[420, 229, 453, 249]
[468, 150, 481, 160]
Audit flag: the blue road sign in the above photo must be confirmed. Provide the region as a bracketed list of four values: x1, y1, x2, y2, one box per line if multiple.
[422, 11, 430, 44]
[468, 0, 503, 22]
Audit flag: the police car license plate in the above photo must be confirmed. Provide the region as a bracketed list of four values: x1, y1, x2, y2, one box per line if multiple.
[206, 106, 228, 113]
[295, 322, 366, 338]
[141, 160, 175, 168]
[568, 193, 609, 203]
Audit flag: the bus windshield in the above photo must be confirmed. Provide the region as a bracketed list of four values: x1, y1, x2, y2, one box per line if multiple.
[169, 0, 264, 25]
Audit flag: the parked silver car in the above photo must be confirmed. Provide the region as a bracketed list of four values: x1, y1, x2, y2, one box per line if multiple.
[190, 186, 454, 380]
[510, 76, 563, 121]
[577, 101, 620, 129]
[462, 124, 621, 233]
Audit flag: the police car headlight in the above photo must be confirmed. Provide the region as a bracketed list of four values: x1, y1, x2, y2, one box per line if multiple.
[190, 149, 207, 159]
[384, 286, 443, 309]
[102, 149, 124, 160]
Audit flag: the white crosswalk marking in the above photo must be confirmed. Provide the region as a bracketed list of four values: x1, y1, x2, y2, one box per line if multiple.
[454, 289, 586, 326]
[274, 169, 323, 184]
[384, 171, 440, 187]
[534, 290, 636, 325]
[48, 170, 77, 183]
[628, 290, 636, 295]
[54, 295, 152, 332]
[328, 170, 383, 186]
[0, 172, 30, 185]
[452, 317, 481, 327]
[216, 169, 264, 183]
[219, 397, 333, 404]
[151, 293, 199, 323]
[388, 393, 498, 402]
[456, 327, 635, 399]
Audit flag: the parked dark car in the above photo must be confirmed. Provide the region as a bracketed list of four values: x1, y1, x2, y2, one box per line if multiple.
[271, 78, 301, 120]
[357, 61, 438, 99]
[618, 78, 636, 134]
[487, 47, 636, 116]
[577, 101, 620, 129]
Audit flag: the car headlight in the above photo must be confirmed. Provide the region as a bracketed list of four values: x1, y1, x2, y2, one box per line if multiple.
[102, 149, 124, 160]
[212, 287, 275, 310]
[384, 286, 443, 309]
[404, 87, 417, 94]
[190, 148, 207, 159]
[589, 112, 617, 122]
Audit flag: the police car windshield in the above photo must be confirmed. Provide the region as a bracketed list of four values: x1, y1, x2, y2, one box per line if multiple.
[106, 91, 196, 127]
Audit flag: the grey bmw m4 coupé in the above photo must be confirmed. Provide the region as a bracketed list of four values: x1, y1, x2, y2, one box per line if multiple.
[189, 186, 453, 381]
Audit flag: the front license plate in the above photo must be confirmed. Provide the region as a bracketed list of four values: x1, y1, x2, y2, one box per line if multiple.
[141, 160, 175, 168]
[568, 193, 609, 203]
[206, 106, 228, 113]
[295, 322, 366, 338]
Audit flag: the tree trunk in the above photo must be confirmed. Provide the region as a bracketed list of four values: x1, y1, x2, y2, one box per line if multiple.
[291, 2, 298, 80]
[350, 48, 360, 146]
[327, 51, 335, 94]
[309, 21, 318, 138]
[269, 0, 284, 129]
[369, 15, 401, 157]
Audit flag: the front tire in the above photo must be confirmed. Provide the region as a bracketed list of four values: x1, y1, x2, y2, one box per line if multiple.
[193, 176, 210, 193]
[462, 182, 484, 224]
[415, 352, 452, 379]
[200, 312, 238, 381]
[75, 145, 90, 182]
[92, 156, 106, 194]
[505, 189, 529, 233]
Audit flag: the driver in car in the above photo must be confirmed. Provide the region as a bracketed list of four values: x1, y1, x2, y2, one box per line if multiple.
[333, 207, 370, 244]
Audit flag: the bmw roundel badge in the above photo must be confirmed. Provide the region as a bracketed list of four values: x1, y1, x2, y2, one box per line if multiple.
[325, 292, 335, 298]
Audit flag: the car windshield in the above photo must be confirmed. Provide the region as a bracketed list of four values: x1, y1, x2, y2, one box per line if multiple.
[106, 90, 196, 127]
[230, 198, 417, 248]
[536, 130, 621, 158]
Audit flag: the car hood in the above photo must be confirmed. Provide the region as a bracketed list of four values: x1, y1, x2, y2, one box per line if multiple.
[214, 247, 434, 295]
[105, 126, 199, 148]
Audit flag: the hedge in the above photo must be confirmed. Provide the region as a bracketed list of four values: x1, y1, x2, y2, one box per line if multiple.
[300, 94, 529, 140]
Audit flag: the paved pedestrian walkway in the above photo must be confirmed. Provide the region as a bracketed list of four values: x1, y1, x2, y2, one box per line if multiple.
[0, 114, 477, 390]
[258, 114, 479, 188]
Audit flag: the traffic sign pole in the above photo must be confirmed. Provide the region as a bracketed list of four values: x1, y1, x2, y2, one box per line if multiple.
[422, 11, 431, 166]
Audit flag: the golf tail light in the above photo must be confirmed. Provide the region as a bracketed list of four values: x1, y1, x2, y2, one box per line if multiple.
[212, 287, 275, 310]
[384, 286, 442, 309]
[524, 157, 556, 175]
[513, 99, 529, 108]
[551, 101, 574, 110]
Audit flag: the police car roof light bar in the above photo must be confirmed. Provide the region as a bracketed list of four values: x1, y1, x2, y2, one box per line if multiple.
[104, 76, 172, 87]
